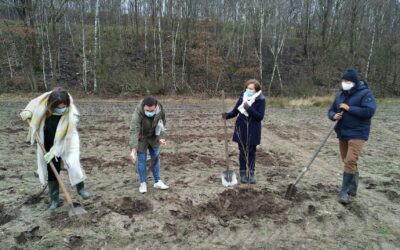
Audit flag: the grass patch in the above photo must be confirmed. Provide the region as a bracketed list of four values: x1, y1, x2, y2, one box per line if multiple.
[268, 96, 333, 108]
[376, 98, 400, 107]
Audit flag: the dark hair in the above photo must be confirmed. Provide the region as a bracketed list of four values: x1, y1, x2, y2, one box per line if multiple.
[244, 79, 262, 92]
[46, 88, 70, 117]
[143, 96, 158, 107]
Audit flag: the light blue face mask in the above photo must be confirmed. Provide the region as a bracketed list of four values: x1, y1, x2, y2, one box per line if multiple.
[145, 111, 156, 118]
[245, 89, 254, 97]
[54, 107, 67, 114]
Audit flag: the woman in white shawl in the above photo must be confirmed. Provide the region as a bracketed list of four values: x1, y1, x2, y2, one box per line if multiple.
[222, 79, 266, 184]
[20, 88, 91, 209]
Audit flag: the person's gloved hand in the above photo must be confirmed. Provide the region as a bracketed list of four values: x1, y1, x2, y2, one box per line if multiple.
[243, 102, 250, 110]
[339, 103, 350, 111]
[20, 110, 32, 121]
[221, 113, 227, 119]
[44, 152, 55, 164]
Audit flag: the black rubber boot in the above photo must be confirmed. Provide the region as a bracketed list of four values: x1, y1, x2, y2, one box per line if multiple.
[48, 181, 59, 210]
[240, 171, 248, 184]
[339, 172, 354, 204]
[76, 182, 91, 200]
[248, 173, 256, 184]
[348, 172, 359, 197]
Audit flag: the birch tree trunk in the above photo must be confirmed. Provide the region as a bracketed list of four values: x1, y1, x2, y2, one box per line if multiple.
[144, 15, 148, 77]
[365, 14, 376, 80]
[93, 0, 100, 92]
[81, 1, 88, 93]
[65, 15, 75, 49]
[158, 4, 165, 90]
[153, 18, 158, 81]
[39, 22, 48, 90]
[259, 7, 264, 82]
[172, 21, 180, 91]
[43, 7, 54, 83]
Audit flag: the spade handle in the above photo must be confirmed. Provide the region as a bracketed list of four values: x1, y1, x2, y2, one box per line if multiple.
[27, 121, 75, 208]
[222, 90, 229, 171]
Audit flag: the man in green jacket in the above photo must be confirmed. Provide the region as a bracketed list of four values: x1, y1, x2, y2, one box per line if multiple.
[129, 96, 169, 193]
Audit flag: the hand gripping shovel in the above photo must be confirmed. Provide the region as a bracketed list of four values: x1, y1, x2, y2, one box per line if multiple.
[285, 111, 343, 200]
[27, 121, 87, 217]
[221, 90, 238, 187]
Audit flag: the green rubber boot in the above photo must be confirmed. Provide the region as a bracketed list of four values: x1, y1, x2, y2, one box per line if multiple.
[76, 182, 91, 200]
[339, 172, 354, 205]
[248, 173, 256, 184]
[48, 181, 59, 210]
[348, 172, 359, 197]
[240, 171, 248, 184]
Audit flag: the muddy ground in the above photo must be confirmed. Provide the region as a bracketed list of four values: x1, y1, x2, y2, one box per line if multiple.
[0, 97, 399, 249]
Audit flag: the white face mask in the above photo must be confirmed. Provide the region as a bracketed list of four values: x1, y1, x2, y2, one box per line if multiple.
[341, 81, 354, 91]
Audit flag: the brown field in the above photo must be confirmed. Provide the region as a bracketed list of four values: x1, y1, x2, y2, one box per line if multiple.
[0, 97, 399, 249]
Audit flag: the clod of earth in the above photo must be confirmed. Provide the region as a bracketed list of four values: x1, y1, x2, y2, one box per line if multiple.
[192, 188, 290, 220]
[106, 197, 153, 217]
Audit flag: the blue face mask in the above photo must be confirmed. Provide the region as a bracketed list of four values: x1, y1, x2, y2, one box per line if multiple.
[54, 107, 67, 114]
[145, 111, 156, 118]
[245, 89, 254, 97]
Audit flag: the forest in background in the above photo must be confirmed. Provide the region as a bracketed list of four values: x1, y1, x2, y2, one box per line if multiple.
[0, 0, 399, 97]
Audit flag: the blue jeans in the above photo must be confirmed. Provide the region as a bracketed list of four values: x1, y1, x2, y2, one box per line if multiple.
[136, 146, 160, 183]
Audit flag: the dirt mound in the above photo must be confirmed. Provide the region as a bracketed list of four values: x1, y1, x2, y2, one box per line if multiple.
[194, 188, 290, 220]
[257, 150, 289, 167]
[106, 197, 153, 217]
[0, 203, 19, 226]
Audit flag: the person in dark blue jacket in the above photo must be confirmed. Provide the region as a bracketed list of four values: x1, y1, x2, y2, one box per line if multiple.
[328, 68, 376, 204]
[222, 79, 266, 184]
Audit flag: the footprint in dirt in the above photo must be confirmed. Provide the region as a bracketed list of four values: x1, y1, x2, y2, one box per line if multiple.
[345, 201, 365, 219]
[377, 189, 400, 203]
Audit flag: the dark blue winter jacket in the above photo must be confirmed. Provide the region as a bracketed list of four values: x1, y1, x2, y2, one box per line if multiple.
[328, 81, 376, 141]
[226, 93, 266, 145]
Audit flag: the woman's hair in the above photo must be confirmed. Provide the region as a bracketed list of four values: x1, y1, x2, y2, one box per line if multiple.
[46, 88, 70, 116]
[244, 79, 262, 92]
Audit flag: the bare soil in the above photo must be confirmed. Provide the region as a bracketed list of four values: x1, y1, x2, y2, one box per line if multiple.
[0, 98, 399, 249]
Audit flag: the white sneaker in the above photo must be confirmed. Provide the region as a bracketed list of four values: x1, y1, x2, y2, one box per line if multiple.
[154, 180, 169, 190]
[139, 182, 147, 193]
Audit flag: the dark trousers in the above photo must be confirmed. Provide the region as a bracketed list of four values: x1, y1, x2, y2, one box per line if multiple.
[238, 144, 257, 175]
[45, 142, 61, 182]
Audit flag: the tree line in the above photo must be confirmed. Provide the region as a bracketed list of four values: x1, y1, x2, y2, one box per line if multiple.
[0, 0, 399, 97]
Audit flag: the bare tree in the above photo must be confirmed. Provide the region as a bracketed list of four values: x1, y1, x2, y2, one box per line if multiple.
[81, 1, 88, 93]
[93, 0, 100, 92]
[157, 0, 165, 90]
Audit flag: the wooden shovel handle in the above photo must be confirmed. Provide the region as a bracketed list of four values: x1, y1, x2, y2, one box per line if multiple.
[222, 91, 229, 170]
[27, 121, 74, 207]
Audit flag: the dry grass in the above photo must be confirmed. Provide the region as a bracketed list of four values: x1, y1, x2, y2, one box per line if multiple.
[268, 96, 333, 108]
[1, 93, 397, 109]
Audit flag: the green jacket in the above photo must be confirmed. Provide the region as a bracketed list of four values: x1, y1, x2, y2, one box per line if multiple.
[129, 100, 166, 152]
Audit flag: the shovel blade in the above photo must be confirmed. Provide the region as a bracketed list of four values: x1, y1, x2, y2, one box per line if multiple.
[285, 184, 297, 200]
[68, 206, 88, 217]
[221, 170, 238, 187]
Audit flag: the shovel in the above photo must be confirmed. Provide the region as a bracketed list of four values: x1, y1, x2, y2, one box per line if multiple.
[221, 90, 238, 187]
[27, 121, 87, 217]
[285, 111, 343, 200]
